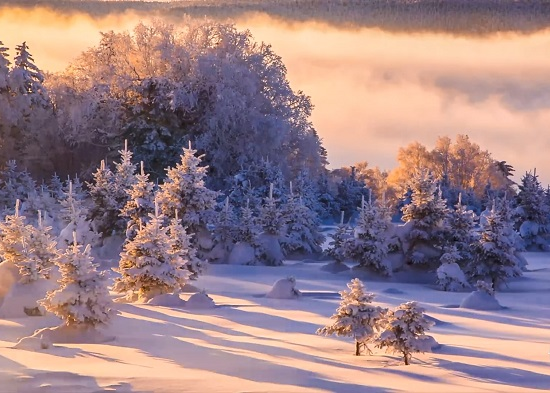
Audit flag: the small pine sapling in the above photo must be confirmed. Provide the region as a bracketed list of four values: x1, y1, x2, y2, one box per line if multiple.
[436, 247, 470, 291]
[375, 301, 434, 365]
[41, 233, 114, 327]
[317, 278, 385, 356]
[167, 211, 203, 281]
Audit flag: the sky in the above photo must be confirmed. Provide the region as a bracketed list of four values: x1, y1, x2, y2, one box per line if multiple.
[1, 6, 549, 186]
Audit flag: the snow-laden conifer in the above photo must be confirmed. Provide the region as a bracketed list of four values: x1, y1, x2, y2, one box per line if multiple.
[280, 184, 325, 255]
[257, 183, 286, 265]
[113, 204, 188, 301]
[120, 161, 155, 241]
[234, 199, 260, 245]
[41, 233, 113, 327]
[374, 301, 434, 365]
[348, 195, 392, 275]
[467, 201, 522, 289]
[317, 278, 385, 356]
[58, 181, 98, 248]
[156, 143, 218, 234]
[444, 192, 478, 263]
[401, 170, 449, 265]
[325, 211, 353, 265]
[515, 170, 549, 250]
[87, 160, 120, 237]
[167, 211, 203, 281]
[25, 210, 58, 274]
[113, 140, 137, 221]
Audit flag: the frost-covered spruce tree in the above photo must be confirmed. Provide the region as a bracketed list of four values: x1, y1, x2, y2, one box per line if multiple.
[113, 140, 137, 219]
[58, 181, 98, 248]
[348, 195, 392, 275]
[235, 199, 260, 245]
[41, 233, 113, 327]
[167, 211, 202, 281]
[515, 170, 549, 250]
[436, 247, 470, 292]
[401, 170, 449, 265]
[317, 278, 385, 356]
[467, 201, 522, 289]
[280, 185, 325, 255]
[157, 143, 218, 235]
[114, 205, 188, 301]
[25, 210, 58, 275]
[257, 183, 286, 265]
[49, 173, 64, 200]
[87, 160, 120, 237]
[375, 301, 434, 365]
[210, 197, 238, 262]
[120, 161, 155, 241]
[444, 193, 478, 264]
[0, 161, 37, 211]
[326, 218, 352, 265]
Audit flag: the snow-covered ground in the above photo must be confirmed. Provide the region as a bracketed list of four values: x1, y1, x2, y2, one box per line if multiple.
[1, 252, 549, 392]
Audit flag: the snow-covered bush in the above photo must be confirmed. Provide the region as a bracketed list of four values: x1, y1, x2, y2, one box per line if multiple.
[436, 248, 470, 291]
[317, 278, 386, 356]
[266, 276, 301, 299]
[41, 236, 114, 327]
[460, 281, 502, 310]
[374, 301, 434, 365]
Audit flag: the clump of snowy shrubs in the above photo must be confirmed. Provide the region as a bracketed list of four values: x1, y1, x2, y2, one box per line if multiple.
[317, 278, 435, 364]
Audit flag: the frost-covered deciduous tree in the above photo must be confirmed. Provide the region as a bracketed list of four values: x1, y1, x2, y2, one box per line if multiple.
[156, 143, 218, 235]
[468, 202, 522, 289]
[348, 195, 392, 275]
[401, 170, 449, 265]
[317, 278, 385, 356]
[113, 207, 188, 301]
[41, 235, 113, 327]
[515, 170, 549, 250]
[374, 301, 434, 365]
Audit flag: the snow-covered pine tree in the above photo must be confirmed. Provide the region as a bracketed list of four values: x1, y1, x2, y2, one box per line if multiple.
[335, 166, 369, 223]
[467, 201, 522, 289]
[0, 160, 37, 211]
[167, 211, 203, 281]
[120, 161, 155, 241]
[58, 181, 98, 249]
[257, 183, 286, 265]
[156, 143, 218, 235]
[234, 199, 260, 245]
[280, 184, 325, 255]
[87, 159, 120, 237]
[515, 170, 549, 250]
[25, 210, 58, 275]
[374, 301, 434, 365]
[436, 246, 470, 291]
[325, 212, 352, 265]
[41, 233, 113, 327]
[210, 197, 238, 262]
[113, 140, 137, 224]
[317, 278, 385, 356]
[49, 173, 64, 200]
[401, 170, 449, 265]
[348, 194, 392, 275]
[114, 204, 188, 301]
[443, 192, 478, 264]
[0, 41, 9, 93]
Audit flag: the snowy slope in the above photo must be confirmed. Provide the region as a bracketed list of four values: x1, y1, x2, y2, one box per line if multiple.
[0, 253, 549, 392]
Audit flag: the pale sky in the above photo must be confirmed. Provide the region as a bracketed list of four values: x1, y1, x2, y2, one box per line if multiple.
[1, 6, 549, 186]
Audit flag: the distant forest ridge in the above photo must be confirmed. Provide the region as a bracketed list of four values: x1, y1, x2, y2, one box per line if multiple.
[4, 0, 550, 35]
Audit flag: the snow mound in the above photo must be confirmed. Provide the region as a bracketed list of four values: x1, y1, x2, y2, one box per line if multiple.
[460, 290, 503, 310]
[266, 277, 301, 299]
[186, 292, 216, 309]
[147, 293, 186, 307]
[227, 242, 256, 265]
[0, 279, 57, 318]
[13, 334, 51, 351]
[25, 324, 115, 344]
[320, 261, 350, 273]
[416, 334, 441, 352]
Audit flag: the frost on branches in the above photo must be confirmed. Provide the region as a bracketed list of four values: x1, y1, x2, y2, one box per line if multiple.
[280, 188, 325, 256]
[374, 301, 434, 365]
[120, 161, 155, 241]
[401, 170, 449, 266]
[41, 236, 114, 327]
[348, 195, 392, 276]
[157, 143, 218, 235]
[317, 278, 385, 356]
[467, 201, 522, 289]
[113, 207, 189, 301]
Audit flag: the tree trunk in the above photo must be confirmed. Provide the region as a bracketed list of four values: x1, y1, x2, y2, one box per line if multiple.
[355, 340, 361, 356]
[404, 352, 409, 365]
